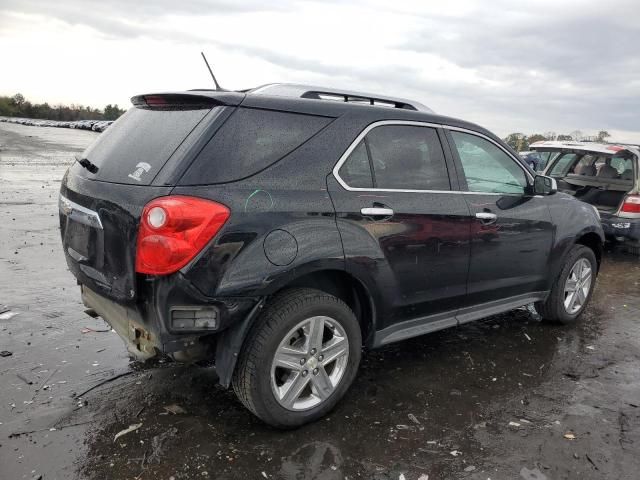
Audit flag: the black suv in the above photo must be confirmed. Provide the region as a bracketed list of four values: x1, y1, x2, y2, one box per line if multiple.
[59, 84, 604, 427]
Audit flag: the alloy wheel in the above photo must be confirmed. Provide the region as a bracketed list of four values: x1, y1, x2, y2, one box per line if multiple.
[270, 316, 349, 411]
[563, 258, 593, 314]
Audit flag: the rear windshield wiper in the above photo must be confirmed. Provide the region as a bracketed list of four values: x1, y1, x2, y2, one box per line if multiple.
[75, 156, 99, 174]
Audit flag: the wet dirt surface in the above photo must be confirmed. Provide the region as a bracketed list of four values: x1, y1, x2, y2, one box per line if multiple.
[1, 123, 639, 479]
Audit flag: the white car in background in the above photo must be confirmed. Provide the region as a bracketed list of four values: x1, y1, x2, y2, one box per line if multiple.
[532, 140, 640, 254]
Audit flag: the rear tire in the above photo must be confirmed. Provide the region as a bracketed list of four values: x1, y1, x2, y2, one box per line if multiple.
[535, 245, 597, 324]
[232, 288, 362, 428]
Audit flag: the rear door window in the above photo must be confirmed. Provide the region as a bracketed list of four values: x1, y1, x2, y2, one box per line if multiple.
[366, 125, 450, 190]
[81, 106, 211, 185]
[180, 108, 331, 184]
[337, 125, 451, 191]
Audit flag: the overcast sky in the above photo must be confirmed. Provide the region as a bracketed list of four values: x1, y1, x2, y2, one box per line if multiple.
[1, 0, 639, 141]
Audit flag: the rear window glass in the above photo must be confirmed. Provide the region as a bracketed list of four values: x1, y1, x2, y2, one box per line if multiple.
[180, 108, 332, 184]
[81, 106, 210, 185]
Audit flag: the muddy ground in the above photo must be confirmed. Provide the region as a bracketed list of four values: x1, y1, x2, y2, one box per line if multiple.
[1, 122, 639, 480]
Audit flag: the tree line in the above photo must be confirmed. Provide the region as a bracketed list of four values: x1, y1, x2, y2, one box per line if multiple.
[503, 130, 611, 152]
[0, 93, 125, 121]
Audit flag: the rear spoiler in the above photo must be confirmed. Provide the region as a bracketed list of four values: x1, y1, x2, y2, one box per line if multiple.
[130, 91, 244, 109]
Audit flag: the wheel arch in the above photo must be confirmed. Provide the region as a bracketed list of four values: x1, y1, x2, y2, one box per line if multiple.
[275, 269, 377, 348]
[215, 267, 377, 388]
[576, 231, 603, 271]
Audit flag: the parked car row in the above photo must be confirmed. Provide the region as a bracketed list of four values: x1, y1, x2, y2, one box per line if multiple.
[0, 116, 113, 132]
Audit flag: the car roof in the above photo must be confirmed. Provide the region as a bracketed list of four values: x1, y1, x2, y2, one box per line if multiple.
[134, 86, 510, 149]
[530, 140, 633, 155]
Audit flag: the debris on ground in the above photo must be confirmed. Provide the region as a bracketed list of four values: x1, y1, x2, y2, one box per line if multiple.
[524, 333, 532, 341]
[520, 466, 548, 480]
[0, 308, 19, 320]
[464, 465, 476, 472]
[74, 371, 135, 398]
[0, 351, 13, 357]
[408, 413, 420, 425]
[509, 421, 521, 427]
[450, 450, 461, 456]
[16, 372, 33, 385]
[114, 423, 143, 443]
[81, 327, 111, 334]
[563, 432, 576, 440]
[146, 427, 178, 464]
[163, 404, 187, 415]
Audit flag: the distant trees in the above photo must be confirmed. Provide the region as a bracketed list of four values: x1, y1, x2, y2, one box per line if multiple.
[103, 104, 125, 120]
[503, 129, 614, 151]
[0, 93, 125, 121]
[527, 133, 547, 144]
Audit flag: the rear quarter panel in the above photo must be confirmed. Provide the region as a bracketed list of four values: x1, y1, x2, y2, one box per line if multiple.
[172, 114, 365, 298]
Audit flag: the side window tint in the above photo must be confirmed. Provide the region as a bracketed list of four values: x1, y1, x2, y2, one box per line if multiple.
[451, 131, 527, 195]
[181, 108, 331, 184]
[338, 141, 373, 188]
[366, 125, 450, 190]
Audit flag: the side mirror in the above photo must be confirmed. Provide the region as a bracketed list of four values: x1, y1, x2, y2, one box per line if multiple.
[533, 175, 557, 195]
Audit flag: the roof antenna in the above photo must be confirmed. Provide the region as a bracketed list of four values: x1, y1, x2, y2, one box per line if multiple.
[200, 51, 223, 90]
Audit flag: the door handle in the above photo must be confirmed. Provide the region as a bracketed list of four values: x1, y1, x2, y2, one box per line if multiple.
[475, 212, 497, 224]
[361, 207, 394, 217]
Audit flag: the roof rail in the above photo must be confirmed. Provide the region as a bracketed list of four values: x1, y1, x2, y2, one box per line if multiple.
[248, 83, 433, 113]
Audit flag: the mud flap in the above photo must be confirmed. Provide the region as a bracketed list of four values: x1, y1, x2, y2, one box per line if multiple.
[215, 298, 265, 388]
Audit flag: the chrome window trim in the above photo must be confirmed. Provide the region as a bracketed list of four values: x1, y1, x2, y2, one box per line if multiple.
[332, 120, 534, 195]
[58, 194, 103, 230]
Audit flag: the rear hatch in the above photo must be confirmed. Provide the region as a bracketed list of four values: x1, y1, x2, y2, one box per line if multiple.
[59, 92, 241, 302]
[534, 143, 639, 214]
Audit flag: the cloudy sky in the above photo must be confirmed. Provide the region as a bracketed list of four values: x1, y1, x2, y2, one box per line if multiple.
[1, 0, 639, 141]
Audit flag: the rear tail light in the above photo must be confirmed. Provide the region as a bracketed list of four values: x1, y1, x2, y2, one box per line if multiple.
[620, 194, 640, 215]
[135, 196, 230, 275]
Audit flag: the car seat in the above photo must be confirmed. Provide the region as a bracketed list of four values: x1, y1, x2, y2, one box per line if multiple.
[597, 163, 619, 178]
[575, 164, 596, 176]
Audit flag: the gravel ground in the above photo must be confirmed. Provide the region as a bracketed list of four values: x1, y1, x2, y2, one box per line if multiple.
[1, 122, 639, 480]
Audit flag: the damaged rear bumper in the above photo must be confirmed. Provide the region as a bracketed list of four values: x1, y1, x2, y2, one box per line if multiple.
[80, 279, 260, 362]
[82, 285, 189, 360]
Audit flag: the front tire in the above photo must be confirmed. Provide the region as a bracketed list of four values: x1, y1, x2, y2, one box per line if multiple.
[535, 245, 597, 323]
[232, 288, 362, 428]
